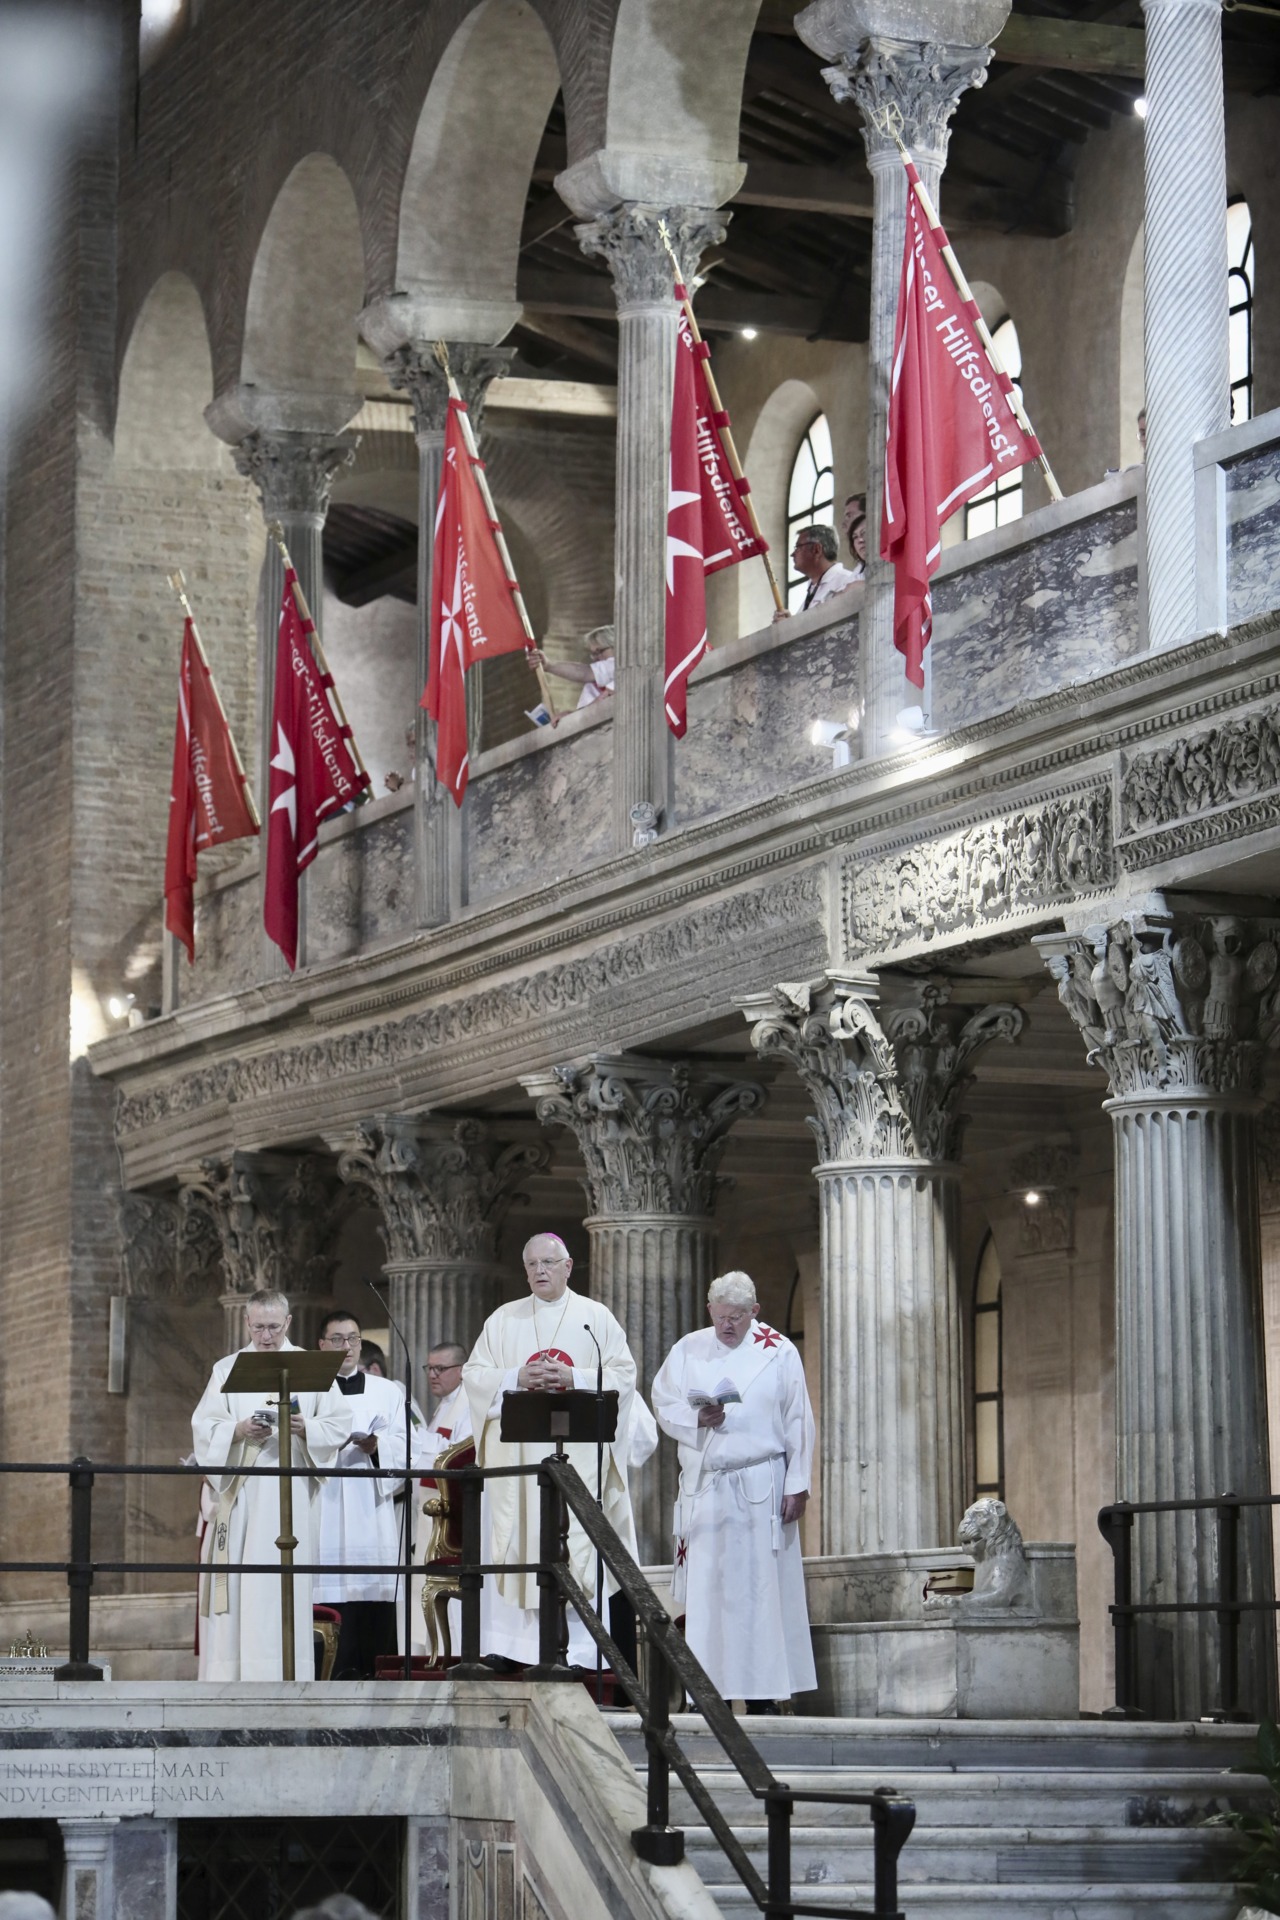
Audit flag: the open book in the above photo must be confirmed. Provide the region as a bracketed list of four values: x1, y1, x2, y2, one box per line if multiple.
[687, 1377, 742, 1410]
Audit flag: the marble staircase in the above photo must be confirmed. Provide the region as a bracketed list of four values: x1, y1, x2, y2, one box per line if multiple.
[608, 1716, 1268, 1919]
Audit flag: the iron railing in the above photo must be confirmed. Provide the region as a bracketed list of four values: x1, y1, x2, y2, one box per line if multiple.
[0, 1455, 915, 1920]
[1099, 1491, 1279, 1720]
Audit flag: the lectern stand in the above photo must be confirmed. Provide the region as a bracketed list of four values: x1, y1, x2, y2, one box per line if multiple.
[499, 1390, 618, 1679]
[220, 1349, 342, 1681]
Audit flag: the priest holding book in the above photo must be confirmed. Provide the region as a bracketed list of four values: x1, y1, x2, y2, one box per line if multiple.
[652, 1271, 816, 1712]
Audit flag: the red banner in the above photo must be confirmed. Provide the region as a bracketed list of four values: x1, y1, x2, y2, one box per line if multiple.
[664, 294, 768, 737]
[881, 163, 1041, 688]
[423, 398, 528, 804]
[264, 571, 368, 969]
[164, 619, 258, 962]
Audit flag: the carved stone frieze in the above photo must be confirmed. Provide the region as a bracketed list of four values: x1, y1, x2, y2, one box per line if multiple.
[741, 971, 1022, 1165]
[575, 204, 727, 310]
[1036, 903, 1280, 1100]
[115, 870, 823, 1141]
[1120, 705, 1280, 839]
[231, 430, 359, 520]
[384, 342, 514, 439]
[335, 1116, 547, 1266]
[118, 1192, 224, 1300]
[177, 1151, 353, 1300]
[843, 788, 1113, 959]
[522, 1056, 766, 1218]
[1008, 1143, 1079, 1256]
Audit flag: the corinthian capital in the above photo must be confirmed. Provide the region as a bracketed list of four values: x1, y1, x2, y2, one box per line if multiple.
[177, 1151, 351, 1298]
[575, 205, 727, 313]
[522, 1056, 766, 1218]
[383, 342, 515, 439]
[231, 430, 359, 521]
[334, 1116, 548, 1265]
[1036, 904, 1280, 1101]
[795, 0, 1006, 160]
[741, 970, 1021, 1164]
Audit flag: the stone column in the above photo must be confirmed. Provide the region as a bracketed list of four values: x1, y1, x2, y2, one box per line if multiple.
[796, 0, 1009, 752]
[742, 971, 1021, 1555]
[1140, 0, 1230, 648]
[335, 1116, 548, 1384]
[572, 207, 726, 852]
[521, 1055, 766, 1561]
[358, 318, 514, 925]
[1038, 902, 1280, 1718]
[60, 1819, 116, 1919]
[178, 1151, 350, 1353]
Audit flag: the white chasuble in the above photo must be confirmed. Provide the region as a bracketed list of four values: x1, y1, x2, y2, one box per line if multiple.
[192, 1345, 352, 1682]
[462, 1290, 638, 1664]
[652, 1321, 817, 1701]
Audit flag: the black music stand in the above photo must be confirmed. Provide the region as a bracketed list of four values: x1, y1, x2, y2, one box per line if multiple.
[500, 1390, 618, 1683]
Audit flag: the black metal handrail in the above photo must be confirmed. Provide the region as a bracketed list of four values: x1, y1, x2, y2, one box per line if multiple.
[0, 1454, 914, 1920]
[1099, 1490, 1280, 1720]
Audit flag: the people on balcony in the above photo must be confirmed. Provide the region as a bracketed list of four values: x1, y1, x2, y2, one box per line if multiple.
[773, 525, 859, 622]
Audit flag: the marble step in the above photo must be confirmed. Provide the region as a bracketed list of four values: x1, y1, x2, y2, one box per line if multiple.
[683, 1822, 1240, 1886]
[665, 1766, 1266, 1830]
[703, 1883, 1241, 1919]
[607, 1713, 1261, 1777]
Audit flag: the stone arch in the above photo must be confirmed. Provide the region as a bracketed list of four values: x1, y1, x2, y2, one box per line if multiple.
[395, 0, 561, 315]
[599, 0, 761, 177]
[116, 271, 224, 471]
[242, 153, 365, 394]
[1118, 221, 1145, 470]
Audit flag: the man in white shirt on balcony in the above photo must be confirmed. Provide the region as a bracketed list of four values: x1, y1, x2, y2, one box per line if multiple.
[773, 524, 858, 621]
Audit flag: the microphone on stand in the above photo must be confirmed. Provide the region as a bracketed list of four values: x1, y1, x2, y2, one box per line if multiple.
[368, 1278, 416, 1681]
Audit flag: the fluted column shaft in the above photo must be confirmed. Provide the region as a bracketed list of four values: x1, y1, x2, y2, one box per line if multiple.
[798, 6, 1007, 752]
[383, 1256, 503, 1380]
[819, 1160, 962, 1554]
[1141, 0, 1230, 649]
[584, 1211, 716, 1561]
[1038, 902, 1280, 1717]
[1110, 1096, 1271, 1715]
[576, 209, 725, 851]
[743, 969, 1021, 1556]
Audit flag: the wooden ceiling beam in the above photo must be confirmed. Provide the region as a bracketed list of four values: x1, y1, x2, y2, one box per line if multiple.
[733, 157, 1070, 237]
[518, 270, 860, 341]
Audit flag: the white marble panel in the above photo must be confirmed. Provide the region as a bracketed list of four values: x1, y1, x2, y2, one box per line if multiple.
[152, 1744, 448, 1818]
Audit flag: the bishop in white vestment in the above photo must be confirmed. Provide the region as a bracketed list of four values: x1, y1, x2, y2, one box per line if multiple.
[192, 1291, 352, 1682]
[652, 1270, 816, 1705]
[462, 1233, 638, 1667]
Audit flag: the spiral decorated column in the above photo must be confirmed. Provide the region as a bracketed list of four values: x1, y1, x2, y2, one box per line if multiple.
[522, 1055, 766, 1561]
[1039, 904, 1279, 1718]
[742, 970, 1021, 1555]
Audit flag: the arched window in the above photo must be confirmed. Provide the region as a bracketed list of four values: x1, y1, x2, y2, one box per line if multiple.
[1228, 197, 1254, 425]
[973, 1233, 1003, 1499]
[963, 316, 1024, 541]
[140, 0, 187, 70]
[786, 414, 835, 611]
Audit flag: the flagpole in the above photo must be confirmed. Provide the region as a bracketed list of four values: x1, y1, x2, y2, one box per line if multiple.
[656, 225, 786, 614]
[431, 344, 557, 717]
[166, 570, 262, 829]
[264, 525, 372, 793]
[889, 130, 1063, 505]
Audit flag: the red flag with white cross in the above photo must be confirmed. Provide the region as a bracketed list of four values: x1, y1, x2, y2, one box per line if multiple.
[423, 396, 529, 804]
[263, 569, 368, 969]
[881, 158, 1042, 688]
[164, 617, 258, 963]
[664, 291, 768, 737]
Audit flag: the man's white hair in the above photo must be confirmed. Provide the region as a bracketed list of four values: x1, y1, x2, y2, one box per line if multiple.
[0, 1896, 57, 1919]
[522, 1232, 570, 1262]
[708, 1271, 757, 1309]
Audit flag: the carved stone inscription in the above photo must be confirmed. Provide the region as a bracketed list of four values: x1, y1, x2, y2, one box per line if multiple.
[843, 789, 1113, 958]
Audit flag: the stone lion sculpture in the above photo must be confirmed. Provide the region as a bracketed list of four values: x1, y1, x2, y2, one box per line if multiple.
[927, 1497, 1034, 1613]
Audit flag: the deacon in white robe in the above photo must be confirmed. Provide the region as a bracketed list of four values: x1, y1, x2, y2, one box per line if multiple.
[652, 1270, 816, 1705]
[192, 1289, 352, 1682]
[312, 1311, 432, 1675]
[462, 1232, 638, 1668]
[411, 1342, 473, 1657]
